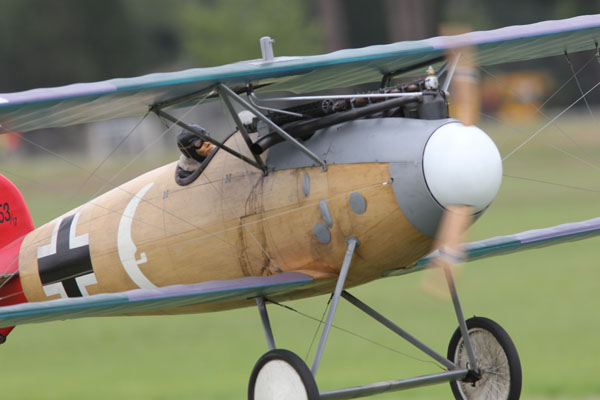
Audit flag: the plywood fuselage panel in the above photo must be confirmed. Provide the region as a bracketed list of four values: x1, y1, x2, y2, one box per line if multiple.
[18, 132, 432, 313]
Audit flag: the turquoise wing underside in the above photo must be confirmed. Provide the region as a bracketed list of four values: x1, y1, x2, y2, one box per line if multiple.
[1, 15, 600, 132]
[0, 272, 313, 329]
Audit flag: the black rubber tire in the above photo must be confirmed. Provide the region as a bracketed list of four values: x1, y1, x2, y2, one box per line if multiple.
[248, 349, 320, 400]
[447, 316, 522, 400]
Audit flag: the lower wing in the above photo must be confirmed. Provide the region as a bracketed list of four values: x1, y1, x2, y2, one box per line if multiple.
[385, 216, 600, 276]
[4, 216, 600, 327]
[0, 272, 313, 328]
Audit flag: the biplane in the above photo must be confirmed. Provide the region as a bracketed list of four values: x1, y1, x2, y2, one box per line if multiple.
[1, 14, 600, 400]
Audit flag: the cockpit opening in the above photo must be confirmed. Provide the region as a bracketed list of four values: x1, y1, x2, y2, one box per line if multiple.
[175, 125, 217, 186]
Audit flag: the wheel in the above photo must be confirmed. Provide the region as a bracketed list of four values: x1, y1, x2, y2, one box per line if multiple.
[248, 349, 320, 400]
[447, 317, 522, 400]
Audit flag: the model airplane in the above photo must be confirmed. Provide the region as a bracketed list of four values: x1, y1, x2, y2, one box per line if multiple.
[2, 14, 600, 400]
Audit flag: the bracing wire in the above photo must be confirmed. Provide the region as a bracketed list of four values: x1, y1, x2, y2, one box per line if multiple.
[242, 226, 283, 274]
[481, 54, 600, 165]
[480, 50, 600, 197]
[268, 298, 445, 371]
[502, 80, 600, 161]
[481, 112, 600, 173]
[90, 94, 212, 199]
[303, 295, 331, 362]
[565, 52, 597, 124]
[73, 112, 151, 197]
[503, 174, 600, 193]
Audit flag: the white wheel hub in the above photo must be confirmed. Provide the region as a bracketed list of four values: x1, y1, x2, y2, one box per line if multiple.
[253, 359, 309, 400]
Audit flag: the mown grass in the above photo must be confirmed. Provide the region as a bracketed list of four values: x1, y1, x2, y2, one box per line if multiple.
[1, 111, 600, 399]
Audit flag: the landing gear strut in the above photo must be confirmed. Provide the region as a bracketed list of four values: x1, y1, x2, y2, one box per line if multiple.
[248, 237, 521, 399]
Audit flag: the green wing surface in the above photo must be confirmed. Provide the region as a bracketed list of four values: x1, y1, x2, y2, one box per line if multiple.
[0, 272, 313, 329]
[1, 15, 600, 132]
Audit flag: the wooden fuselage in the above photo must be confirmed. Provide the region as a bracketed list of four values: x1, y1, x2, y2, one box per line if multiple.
[16, 128, 434, 314]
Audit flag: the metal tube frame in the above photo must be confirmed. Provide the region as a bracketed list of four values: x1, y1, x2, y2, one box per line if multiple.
[217, 84, 328, 171]
[250, 241, 478, 399]
[311, 237, 359, 375]
[153, 108, 263, 171]
[152, 83, 336, 172]
[341, 291, 456, 370]
[217, 85, 267, 173]
[152, 87, 216, 110]
[320, 369, 469, 400]
[444, 266, 478, 371]
[248, 93, 305, 117]
[380, 54, 446, 88]
[250, 92, 423, 103]
[256, 297, 276, 351]
[316, 267, 478, 399]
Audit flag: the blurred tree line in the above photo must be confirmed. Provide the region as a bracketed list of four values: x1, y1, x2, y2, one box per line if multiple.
[0, 0, 598, 92]
[0, 0, 322, 92]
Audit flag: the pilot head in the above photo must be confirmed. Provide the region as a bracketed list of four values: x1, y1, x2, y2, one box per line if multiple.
[177, 125, 214, 162]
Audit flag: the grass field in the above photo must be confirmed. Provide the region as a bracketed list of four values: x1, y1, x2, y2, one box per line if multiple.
[1, 111, 600, 399]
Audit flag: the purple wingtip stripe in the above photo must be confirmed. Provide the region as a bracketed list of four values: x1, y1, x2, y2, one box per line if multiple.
[514, 217, 600, 244]
[0, 82, 117, 105]
[425, 15, 600, 50]
[127, 272, 313, 302]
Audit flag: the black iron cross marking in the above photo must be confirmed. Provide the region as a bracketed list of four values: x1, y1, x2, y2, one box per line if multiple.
[37, 213, 96, 298]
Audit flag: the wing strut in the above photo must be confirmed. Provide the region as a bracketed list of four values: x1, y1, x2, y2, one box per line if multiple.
[256, 296, 276, 351]
[380, 54, 446, 88]
[217, 85, 267, 173]
[311, 236, 359, 375]
[152, 84, 328, 173]
[152, 107, 265, 171]
[217, 84, 328, 171]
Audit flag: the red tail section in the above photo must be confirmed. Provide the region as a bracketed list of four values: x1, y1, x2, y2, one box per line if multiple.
[0, 174, 34, 340]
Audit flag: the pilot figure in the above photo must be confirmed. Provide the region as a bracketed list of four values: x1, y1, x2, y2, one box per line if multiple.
[176, 125, 215, 181]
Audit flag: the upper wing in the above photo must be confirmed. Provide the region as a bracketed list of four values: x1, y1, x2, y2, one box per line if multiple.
[0, 272, 313, 329]
[1, 15, 600, 132]
[384, 216, 600, 276]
